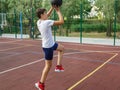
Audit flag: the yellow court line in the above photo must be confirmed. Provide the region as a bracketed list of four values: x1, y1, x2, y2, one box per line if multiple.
[67, 53, 118, 90]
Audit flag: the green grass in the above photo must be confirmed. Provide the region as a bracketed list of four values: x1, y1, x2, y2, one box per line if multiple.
[55, 31, 120, 39]
[69, 32, 107, 38]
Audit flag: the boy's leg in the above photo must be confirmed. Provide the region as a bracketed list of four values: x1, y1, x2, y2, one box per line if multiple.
[35, 60, 52, 90]
[56, 44, 64, 65]
[55, 44, 64, 72]
[40, 60, 52, 83]
[35, 46, 54, 90]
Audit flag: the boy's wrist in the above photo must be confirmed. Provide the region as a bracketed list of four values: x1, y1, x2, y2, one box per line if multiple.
[51, 6, 54, 10]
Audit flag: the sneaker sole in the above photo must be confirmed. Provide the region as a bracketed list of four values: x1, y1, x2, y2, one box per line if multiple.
[55, 70, 64, 72]
[35, 83, 41, 90]
[60, 70, 64, 72]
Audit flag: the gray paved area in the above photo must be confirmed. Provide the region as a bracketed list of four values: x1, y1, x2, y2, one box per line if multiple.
[1, 34, 120, 46]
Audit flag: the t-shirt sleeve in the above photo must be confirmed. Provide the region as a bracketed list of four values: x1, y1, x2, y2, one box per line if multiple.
[47, 20, 54, 27]
[37, 20, 40, 27]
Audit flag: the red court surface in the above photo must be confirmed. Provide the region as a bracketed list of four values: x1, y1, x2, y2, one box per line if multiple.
[0, 38, 120, 90]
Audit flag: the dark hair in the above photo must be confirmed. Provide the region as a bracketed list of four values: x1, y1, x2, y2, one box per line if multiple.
[36, 8, 46, 18]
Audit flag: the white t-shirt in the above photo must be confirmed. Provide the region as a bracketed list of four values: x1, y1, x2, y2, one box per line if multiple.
[37, 19, 55, 48]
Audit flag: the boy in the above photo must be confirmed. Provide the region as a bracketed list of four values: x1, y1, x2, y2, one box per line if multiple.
[35, 6, 64, 90]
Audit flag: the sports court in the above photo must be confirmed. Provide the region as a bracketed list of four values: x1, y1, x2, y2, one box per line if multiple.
[0, 38, 120, 90]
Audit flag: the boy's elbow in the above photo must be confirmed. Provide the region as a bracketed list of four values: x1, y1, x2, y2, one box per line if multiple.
[58, 20, 64, 25]
[61, 21, 64, 24]
[54, 20, 64, 25]
[61, 20, 64, 24]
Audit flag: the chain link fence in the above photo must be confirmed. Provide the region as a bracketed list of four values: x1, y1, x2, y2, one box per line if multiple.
[0, 1, 120, 46]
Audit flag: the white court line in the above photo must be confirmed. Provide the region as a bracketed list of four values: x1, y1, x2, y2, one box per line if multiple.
[0, 52, 81, 75]
[0, 58, 44, 75]
[0, 40, 21, 43]
[63, 43, 120, 49]
[0, 39, 40, 48]
[67, 47, 120, 53]
[0, 50, 117, 75]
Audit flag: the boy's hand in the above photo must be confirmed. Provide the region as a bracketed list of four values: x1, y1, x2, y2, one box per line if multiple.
[53, 5, 60, 12]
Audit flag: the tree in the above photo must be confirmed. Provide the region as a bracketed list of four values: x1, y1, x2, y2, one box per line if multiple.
[59, 0, 91, 34]
[1, 0, 100, 37]
[116, 0, 120, 23]
[0, 0, 43, 38]
[61, 0, 91, 18]
[95, 0, 116, 37]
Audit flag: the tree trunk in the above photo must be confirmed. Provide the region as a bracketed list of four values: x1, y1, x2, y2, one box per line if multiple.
[106, 19, 112, 37]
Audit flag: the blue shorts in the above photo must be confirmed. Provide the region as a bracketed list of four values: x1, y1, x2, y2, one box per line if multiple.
[43, 43, 58, 60]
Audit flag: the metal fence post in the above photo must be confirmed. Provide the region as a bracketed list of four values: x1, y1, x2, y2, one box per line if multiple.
[114, 0, 117, 46]
[80, 3, 83, 44]
[14, 9, 17, 38]
[32, 7, 34, 39]
[20, 12, 23, 39]
[53, 10, 56, 41]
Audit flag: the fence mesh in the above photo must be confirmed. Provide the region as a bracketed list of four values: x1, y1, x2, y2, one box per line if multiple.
[0, 0, 120, 45]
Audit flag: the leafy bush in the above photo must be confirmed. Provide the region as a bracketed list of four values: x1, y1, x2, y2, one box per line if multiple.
[69, 23, 107, 32]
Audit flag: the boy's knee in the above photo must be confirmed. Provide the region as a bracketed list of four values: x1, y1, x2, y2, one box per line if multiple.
[57, 44, 65, 52]
[60, 45, 64, 52]
[62, 46, 65, 52]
